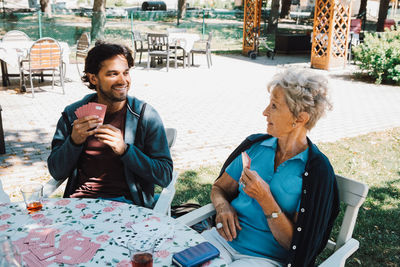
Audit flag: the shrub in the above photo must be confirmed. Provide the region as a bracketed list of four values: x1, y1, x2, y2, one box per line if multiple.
[353, 29, 400, 85]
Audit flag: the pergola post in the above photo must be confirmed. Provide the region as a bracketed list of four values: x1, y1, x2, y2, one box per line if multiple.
[311, 0, 352, 70]
[242, 0, 262, 55]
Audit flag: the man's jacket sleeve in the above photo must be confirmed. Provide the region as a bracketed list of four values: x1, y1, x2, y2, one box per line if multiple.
[47, 114, 83, 181]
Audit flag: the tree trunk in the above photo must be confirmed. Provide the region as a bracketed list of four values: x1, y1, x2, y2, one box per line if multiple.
[178, 0, 187, 19]
[91, 0, 107, 41]
[40, 0, 52, 18]
[280, 0, 292, 18]
[358, 0, 367, 16]
[376, 0, 390, 32]
[267, 0, 280, 34]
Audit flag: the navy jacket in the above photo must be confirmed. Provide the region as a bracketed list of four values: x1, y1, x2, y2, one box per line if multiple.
[218, 134, 339, 267]
[47, 93, 173, 208]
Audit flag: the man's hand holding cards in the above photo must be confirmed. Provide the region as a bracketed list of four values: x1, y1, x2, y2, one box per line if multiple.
[71, 103, 107, 145]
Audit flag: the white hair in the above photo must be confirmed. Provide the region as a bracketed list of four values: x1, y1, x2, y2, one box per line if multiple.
[267, 68, 332, 130]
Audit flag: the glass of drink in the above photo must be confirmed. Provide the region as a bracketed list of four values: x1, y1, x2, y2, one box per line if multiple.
[20, 183, 43, 213]
[127, 238, 155, 267]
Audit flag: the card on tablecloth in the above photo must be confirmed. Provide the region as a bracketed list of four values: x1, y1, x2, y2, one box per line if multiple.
[29, 246, 62, 261]
[23, 253, 55, 267]
[23, 228, 58, 247]
[58, 233, 91, 250]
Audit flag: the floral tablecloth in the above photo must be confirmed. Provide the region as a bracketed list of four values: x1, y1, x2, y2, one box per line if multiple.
[0, 198, 227, 267]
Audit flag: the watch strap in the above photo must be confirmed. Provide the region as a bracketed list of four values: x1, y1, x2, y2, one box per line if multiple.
[265, 210, 282, 219]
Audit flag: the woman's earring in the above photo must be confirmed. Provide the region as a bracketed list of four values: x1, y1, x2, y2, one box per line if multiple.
[292, 123, 296, 128]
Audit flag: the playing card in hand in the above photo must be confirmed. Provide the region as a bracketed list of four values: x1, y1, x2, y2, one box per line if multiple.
[74, 102, 107, 122]
[241, 151, 251, 169]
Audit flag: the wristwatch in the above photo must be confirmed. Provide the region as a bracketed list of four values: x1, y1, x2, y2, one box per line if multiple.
[266, 210, 282, 219]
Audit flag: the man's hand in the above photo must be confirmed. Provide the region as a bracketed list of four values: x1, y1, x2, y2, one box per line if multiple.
[240, 168, 271, 203]
[94, 124, 127, 155]
[215, 202, 242, 242]
[71, 115, 102, 145]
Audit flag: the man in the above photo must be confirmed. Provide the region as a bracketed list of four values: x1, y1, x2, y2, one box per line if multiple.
[47, 42, 173, 208]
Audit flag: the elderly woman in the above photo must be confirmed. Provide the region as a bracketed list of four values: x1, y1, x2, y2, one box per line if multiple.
[202, 68, 339, 267]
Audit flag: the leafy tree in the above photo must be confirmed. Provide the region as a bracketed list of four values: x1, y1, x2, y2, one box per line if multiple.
[280, 0, 292, 18]
[377, 0, 390, 32]
[178, 0, 187, 19]
[91, 0, 107, 41]
[358, 0, 367, 16]
[267, 0, 280, 33]
[40, 0, 52, 17]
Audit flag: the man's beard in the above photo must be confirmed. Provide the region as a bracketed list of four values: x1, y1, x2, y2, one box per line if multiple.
[97, 84, 127, 103]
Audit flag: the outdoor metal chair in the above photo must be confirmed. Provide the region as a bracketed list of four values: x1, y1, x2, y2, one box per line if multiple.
[177, 174, 368, 267]
[76, 32, 90, 78]
[19, 38, 65, 98]
[191, 32, 213, 68]
[43, 127, 179, 216]
[2, 30, 31, 42]
[131, 31, 148, 64]
[147, 33, 177, 72]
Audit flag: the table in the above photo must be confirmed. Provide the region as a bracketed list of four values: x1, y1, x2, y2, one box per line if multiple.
[168, 33, 200, 67]
[0, 198, 227, 266]
[0, 41, 70, 88]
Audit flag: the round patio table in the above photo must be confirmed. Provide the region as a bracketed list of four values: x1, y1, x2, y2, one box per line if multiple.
[0, 198, 226, 266]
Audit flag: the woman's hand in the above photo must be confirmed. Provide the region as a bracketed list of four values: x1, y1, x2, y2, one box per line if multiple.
[240, 167, 271, 202]
[215, 202, 242, 242]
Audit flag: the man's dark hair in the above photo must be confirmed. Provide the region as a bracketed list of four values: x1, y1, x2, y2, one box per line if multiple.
[82, 41, 134, 90]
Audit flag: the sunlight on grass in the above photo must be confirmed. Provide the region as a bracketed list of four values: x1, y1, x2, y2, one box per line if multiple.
[174, 127, 400, 267]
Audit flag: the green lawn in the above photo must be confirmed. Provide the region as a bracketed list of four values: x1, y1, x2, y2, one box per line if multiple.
[172, 127, 400, 267]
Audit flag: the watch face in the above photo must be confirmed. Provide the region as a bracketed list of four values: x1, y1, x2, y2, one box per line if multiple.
[272, 213, 278, 218]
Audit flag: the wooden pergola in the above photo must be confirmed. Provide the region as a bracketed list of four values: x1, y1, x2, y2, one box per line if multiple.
[242, 0, 353, 70]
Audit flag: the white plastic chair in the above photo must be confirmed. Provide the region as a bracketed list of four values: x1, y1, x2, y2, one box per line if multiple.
[44, 127, 179, 216]
[0, 179, 10, 203]
[177, 175, 368, 267]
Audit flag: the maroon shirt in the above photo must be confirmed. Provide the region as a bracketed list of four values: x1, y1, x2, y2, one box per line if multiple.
[70, 105, 131, 200]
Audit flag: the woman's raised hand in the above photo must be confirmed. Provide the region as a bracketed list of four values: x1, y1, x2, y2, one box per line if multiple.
[240, 168, 271, 202]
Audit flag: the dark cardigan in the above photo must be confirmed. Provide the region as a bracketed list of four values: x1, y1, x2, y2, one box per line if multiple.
[217, 134, 339, 267]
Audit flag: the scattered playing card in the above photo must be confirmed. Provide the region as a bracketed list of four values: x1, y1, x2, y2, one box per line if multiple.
[241, 151, 251, 169]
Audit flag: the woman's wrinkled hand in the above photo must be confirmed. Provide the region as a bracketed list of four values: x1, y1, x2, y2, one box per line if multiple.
[239, 168, 271, 202]
[214, 202, 242, 242]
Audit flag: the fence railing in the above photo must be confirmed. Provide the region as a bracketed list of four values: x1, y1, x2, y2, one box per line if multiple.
[0, 9, 253, 51]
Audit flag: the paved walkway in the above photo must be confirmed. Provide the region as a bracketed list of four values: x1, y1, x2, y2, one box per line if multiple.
[1, 54, 400, 201]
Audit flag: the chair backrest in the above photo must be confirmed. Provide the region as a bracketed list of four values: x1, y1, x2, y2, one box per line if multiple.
[350, 19, 362, 34]
[147, 33, 170, 51]
[166, 128, 177, 149]
[332, 175, 368, 250]
[167, 28, 187, 34]
[2, 30, 31, 42]
[0, 179, 10, 203]
[29, 38, 62, 70]
[76, 32, 90, 59]
[132, 31, 144, 41]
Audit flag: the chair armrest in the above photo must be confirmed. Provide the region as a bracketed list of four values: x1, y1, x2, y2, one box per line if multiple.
[319, 238, 359, 267]
[153, 171, 179, 216]
[43, 178, 67, 198]
[176, 203, 216, 226]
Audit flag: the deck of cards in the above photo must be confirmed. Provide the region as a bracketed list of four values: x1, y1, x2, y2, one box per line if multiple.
[74, 102, 107, 121]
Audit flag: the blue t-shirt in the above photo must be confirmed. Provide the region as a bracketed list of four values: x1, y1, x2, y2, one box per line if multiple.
[225, 137, 308, 261]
